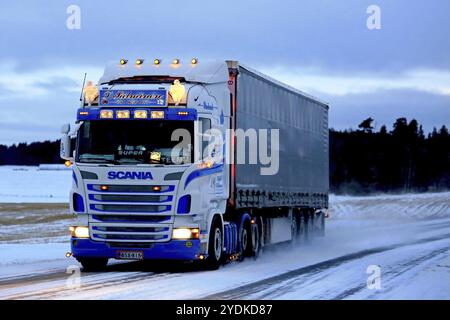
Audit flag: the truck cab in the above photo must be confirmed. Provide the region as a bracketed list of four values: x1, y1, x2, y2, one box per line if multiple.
[62, 59, 232, 270]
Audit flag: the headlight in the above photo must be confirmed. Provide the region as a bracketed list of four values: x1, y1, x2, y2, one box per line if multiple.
[69, 226, 89, 238]
[172, 228, 199, 240]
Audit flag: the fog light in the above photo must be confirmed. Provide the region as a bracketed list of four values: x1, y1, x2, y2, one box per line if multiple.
[70, 226, 89, 238]
[172, 228, 199, 240]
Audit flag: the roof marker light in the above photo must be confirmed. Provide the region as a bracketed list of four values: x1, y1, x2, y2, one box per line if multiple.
[116, 110, 130, 119]
[154, 58, 161, 65]
[100, 110, 114, 119]
[172, 58, 180, 65]
[191, 58, 198, 65]
[120, 59, 128, 65]
[135, 59, 144, 65]
[151, 111, 164, 119]
[134, 110, 148, 119]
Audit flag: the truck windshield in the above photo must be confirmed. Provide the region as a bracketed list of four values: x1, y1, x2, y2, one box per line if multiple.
[77, 120, 194, 165]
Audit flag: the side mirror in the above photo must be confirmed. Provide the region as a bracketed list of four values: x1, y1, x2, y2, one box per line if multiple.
[60, 134, 73, 160]
[61, 123, 70, 134]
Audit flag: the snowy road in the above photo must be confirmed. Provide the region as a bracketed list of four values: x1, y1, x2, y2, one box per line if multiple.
[1, 192, 450, 300]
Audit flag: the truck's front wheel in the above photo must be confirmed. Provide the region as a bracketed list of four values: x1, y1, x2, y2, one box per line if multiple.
[205, 217, 223, 270]
[77, 258, 108, 272]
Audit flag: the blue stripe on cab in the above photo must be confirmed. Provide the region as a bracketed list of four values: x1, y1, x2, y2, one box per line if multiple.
[184, 164, 223, 189]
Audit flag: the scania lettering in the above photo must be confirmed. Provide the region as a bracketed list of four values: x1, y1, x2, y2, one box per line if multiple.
[61, 59, 329, 271]
[107, 171, 153, 180]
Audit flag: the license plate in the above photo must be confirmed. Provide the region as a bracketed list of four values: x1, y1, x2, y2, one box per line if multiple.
[116, 250, 144, 260]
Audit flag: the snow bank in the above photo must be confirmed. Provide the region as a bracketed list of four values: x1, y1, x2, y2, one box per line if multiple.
[0, 166, 71, 203]
[330, 192, 450, 220]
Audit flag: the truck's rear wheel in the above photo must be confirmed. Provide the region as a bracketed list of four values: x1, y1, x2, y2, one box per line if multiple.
[205, 217, 223, 270]
[250, 222, 261, 258]
[78, 258, 108, 272]
[237, 220, 253, 261]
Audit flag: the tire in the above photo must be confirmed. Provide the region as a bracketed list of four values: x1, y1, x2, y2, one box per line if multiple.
[290, 211, 298, 243]
[302, 213, 310, 242]
[316, 211, 326, 237]
[78, 258, 108, 272]
[250, 222, 261, 258]
[205, 217, 223, 270]
[237, 220, 252, 261]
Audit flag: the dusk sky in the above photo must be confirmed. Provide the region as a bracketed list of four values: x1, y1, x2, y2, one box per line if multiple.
[1, 0, 449, 144]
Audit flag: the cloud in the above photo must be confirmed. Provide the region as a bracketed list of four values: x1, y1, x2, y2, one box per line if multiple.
[260, 66, 450, 97]
[0, 62, 103, 100]
[1, 1, 450, 73]
[0, 1, 449, 144]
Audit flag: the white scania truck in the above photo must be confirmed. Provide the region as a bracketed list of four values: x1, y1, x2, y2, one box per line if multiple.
[61, 59, 329, 271]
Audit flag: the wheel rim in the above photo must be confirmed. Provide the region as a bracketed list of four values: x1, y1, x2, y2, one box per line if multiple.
[214, 228, 222, 261]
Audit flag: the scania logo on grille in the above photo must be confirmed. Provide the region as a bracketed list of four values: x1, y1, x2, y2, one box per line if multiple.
[107, 171, 153, 180]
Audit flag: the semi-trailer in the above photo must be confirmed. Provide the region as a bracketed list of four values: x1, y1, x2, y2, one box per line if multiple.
[61, 58, 329, 270]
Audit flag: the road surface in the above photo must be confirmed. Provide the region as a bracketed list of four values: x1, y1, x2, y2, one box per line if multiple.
[1, 193, 450, 300]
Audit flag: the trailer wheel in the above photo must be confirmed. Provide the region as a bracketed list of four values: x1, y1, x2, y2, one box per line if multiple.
[77, 258, 108, 272]
[301, 212, 310, 242]
[205, 217, 223, 270]
[315, 211, 325, 237]
[290, 212, 298, 243]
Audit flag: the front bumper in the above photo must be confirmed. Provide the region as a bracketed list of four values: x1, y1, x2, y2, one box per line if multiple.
[71, 238, 202, 261]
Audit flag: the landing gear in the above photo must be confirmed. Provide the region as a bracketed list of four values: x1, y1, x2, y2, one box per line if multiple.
[77, 257, 108, 272]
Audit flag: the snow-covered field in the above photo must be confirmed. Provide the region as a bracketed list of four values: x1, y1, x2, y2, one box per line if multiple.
[0, 166, 71, 203]
[0, 165, 449, 300]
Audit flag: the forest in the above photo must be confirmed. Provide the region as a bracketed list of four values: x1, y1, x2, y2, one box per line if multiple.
[0, 117, 449, 195]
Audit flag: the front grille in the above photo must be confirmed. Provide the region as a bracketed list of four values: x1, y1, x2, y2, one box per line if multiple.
[92, 226, 169, 233]
[89, 194, 172, 203]
[90, 204, 171, 213]
[88, 184, 174, 193]
[93, 233, 168, 241]
[89, 222, 172, 243]
[91, 214, 171, 223]
[87, 182, 176, 243]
